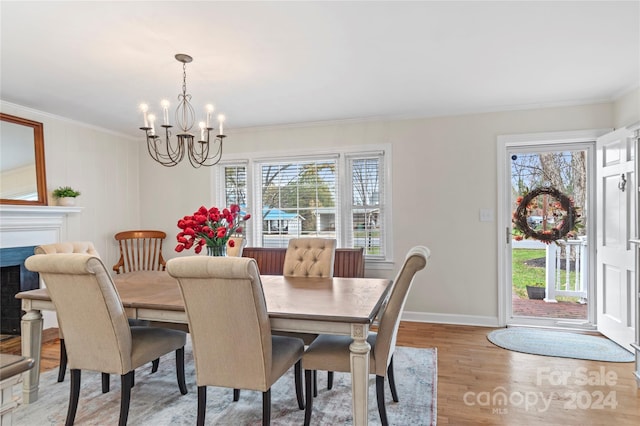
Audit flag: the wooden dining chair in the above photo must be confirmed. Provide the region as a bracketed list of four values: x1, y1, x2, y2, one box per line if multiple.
[25, 253, 188, 426]
[226, 236, 247, 257]
[301, 245, 430, 426]
[167, 256, 305, 426]
[113, 230, 176, 370]
[113, 230, 167, 274]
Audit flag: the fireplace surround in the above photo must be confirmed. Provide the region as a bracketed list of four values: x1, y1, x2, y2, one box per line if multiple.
[0, 205, 81, 331]
[0, 246, 38, 334]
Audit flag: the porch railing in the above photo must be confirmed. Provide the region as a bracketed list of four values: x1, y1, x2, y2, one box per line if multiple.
[544, 237, 588, 303]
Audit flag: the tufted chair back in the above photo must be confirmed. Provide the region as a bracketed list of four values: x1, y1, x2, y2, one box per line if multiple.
[35, 241, 100, 257]
[282, 238, 337, 278]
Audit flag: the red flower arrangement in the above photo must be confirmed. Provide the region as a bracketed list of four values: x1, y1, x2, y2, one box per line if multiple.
[175, 204, 251, 254]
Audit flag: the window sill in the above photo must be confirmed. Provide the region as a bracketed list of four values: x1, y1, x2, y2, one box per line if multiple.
[364, 259, 395, 270]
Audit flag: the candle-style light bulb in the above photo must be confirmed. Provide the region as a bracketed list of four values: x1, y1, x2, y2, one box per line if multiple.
[205, 104, 214, 128]
[148, 113, 156, 136]
[160, 100, 170, 125]
[140, 103, 149, 127]
[199, 121, 206, 141]
[217, 114, 225, 136]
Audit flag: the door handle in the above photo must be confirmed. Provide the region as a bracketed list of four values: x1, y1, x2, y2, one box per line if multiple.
[618, 174, 627, 192]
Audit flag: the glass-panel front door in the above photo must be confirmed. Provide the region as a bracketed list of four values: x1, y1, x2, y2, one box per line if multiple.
[508, 144, 593, 327]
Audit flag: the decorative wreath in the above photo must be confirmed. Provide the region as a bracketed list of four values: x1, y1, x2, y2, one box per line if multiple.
[512, 186, 580, 243]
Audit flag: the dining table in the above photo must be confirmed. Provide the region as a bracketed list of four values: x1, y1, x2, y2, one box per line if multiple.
[16, 270, 392, 426]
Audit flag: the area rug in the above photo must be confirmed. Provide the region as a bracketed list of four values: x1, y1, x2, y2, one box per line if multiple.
[14, 344, 437, 425]
[487, 328, 634, 362]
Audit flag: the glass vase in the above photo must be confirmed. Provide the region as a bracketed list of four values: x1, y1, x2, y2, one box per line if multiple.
[206, 244, 227, 257]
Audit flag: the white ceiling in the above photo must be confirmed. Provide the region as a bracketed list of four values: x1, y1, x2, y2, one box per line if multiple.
[1, 1, 638, 138]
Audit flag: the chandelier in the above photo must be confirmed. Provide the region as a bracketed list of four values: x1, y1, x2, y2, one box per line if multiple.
[139, 54, 227, 167]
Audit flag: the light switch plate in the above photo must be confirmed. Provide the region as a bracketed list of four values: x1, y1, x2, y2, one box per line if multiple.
[479, 208, 494, 222]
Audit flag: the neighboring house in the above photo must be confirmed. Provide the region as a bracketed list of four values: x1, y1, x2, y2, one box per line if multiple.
[262, 208, 303, 235]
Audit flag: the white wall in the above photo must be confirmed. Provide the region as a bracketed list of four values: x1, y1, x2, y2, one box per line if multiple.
[613, 87, 639, 128]
[137, 146, 214, 254]
[0, 102, 141, 269]
[5, 94, 634, 325]
[140, 101, 615, 325]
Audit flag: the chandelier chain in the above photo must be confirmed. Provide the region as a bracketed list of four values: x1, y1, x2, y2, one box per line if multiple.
[182, 62, 187, 99]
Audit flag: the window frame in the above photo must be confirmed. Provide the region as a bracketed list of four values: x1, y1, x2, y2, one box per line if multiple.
[343, 151, 387, 261]
[215, 144, 393, 267]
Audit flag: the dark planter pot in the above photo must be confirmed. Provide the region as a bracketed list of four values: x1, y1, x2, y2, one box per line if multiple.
[526, 285, 545, 300]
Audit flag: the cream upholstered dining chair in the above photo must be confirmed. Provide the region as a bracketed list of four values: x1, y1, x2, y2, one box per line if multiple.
[166, 256, 305, 426]
[282, 238, 336, 278]
[24, 253, 188, 426]
[35, 242, 103, 383]
[301, 245, 430, 426]
[113, 230, 167, 274]
[35, 241, 157, 385]
[226, 236, 247, 257]
[280, 237, 337, 394]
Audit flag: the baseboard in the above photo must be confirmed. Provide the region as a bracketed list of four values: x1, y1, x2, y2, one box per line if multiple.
[402, 311, 500, 327]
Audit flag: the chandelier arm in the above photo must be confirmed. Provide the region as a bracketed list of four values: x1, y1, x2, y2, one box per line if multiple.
[208, 137, 223, 160]
[164, 128, 186, 163]
[186, 138, 205, 168]
[147, 136, 179, 167]
[172, 135, 189, 164]
[187, 129, 210, 166]
[147, 137, 178, 167]
[198, 136, 225, 167]
[145, 126, 187, 167]
[144, 128, 175, 166]
[197, 133, 211, 160]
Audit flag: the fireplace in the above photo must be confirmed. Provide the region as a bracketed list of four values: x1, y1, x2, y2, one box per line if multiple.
[0, 246, 39, 335]
[0, 204, 82, 333]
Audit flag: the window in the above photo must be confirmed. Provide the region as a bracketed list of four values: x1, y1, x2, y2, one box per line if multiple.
[259, 159, 337, 248]
[346, 153, 385, 259]
[217, 146, 390, 263]
[223, 164, 247, 207]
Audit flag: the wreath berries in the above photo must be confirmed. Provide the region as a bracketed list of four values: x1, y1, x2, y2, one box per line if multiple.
[512, 186, 580, 244]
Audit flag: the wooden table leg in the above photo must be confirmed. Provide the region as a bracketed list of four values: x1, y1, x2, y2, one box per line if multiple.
[20, 302, 43, 404]
[349, 323, 370, 426]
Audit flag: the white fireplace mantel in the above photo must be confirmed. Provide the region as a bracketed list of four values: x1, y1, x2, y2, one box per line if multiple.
[1, 204, 82, 330]
[0, 205, 82, 249]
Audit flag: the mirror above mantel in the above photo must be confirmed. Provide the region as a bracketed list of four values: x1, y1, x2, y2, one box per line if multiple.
[0, 113, 48, 206]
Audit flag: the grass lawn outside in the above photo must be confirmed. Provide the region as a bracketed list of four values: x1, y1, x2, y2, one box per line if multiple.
[512, 249, 546, 298]
[512, 248, 579, 302]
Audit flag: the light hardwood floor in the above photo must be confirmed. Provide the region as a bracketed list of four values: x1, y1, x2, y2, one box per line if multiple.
[2, 322, 638, 425]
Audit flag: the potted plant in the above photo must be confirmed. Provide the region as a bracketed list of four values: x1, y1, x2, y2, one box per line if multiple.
[526, 283, 546, 300]
[52, 186, 81, 206]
